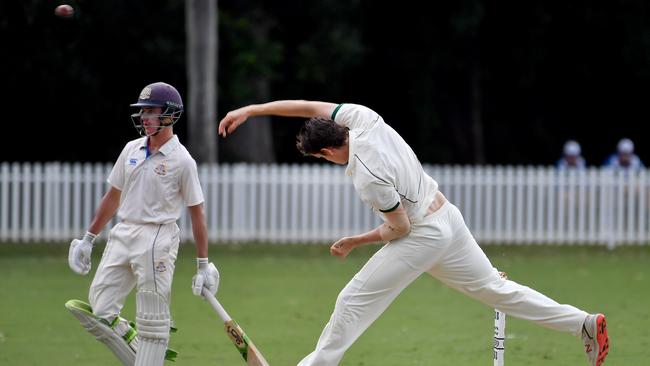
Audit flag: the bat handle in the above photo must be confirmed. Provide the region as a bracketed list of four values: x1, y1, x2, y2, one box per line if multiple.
[201, 288, 232, 322]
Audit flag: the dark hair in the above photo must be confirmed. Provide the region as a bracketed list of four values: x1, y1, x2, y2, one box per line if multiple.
[296, 117, 348, 155]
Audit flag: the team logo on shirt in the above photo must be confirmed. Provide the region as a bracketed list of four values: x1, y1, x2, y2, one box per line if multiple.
[154, 163, 167, 176]
[155, 261, 167, 273]
[129, 158, 137, 166]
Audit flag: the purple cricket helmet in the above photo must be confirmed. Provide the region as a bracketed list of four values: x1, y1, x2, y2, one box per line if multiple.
[130, 82, 184, 136]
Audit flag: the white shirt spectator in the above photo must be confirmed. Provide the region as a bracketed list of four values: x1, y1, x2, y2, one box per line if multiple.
[557, 140, 586, 169]
[603, 138, 644, 171]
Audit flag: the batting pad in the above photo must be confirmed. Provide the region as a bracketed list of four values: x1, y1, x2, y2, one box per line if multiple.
[65, 299, 136, 366]
[134, 291, 170, 366]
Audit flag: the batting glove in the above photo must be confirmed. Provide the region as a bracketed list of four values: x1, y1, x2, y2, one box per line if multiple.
[68, 231, 96, 275]
[192, 258, 220, 297]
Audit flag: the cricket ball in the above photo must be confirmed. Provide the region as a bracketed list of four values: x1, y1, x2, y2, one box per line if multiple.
[54, 4, 74, 19]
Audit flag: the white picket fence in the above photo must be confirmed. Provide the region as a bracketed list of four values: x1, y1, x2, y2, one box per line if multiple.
[1, 162, 649, 247]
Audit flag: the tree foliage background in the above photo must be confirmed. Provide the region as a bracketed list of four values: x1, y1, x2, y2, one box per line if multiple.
[2, 0, 650, 165]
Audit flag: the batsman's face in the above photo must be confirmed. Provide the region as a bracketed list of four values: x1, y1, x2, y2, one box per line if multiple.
[140, 107, 163, 135]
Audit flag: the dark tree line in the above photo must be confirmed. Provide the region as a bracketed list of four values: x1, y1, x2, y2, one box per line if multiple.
[2, 0, 650, 165]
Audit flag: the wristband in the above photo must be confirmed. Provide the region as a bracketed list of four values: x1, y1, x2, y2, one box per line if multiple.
[83, 231, 97, 245]
[197, 257, 209, 268]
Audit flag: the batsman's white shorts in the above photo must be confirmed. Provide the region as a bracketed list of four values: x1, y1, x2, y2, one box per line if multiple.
[298, 202, 588, 366]
[89, 222, 180, 320]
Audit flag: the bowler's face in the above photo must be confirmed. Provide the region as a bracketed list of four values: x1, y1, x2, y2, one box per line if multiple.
[311, 148, 349, 165]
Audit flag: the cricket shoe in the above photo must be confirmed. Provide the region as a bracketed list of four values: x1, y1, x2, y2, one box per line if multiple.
[581, 313, 609, 366]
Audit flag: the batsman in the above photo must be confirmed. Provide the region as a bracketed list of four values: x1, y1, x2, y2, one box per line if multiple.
[66, 82, 220, 365]
[219, 101, 609, 366]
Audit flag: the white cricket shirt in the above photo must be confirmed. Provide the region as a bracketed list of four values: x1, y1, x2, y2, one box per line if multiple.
[108, 135, 204, 225]
[333, 103, 439, 223]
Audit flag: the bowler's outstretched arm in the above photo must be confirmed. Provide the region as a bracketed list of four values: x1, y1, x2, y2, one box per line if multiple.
[218, 100, 337, 137]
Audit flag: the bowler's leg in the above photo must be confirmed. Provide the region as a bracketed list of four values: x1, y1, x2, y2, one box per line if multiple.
[297, 244, 423, 366]
[429, 204, 610, 365]
[429, 205, 587, 334]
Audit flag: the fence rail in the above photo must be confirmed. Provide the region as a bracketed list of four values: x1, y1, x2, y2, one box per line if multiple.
[1, 162, 649, 247]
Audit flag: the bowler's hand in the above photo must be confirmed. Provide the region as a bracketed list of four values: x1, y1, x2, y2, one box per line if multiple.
[330, 237, 357, 258]
[68, 232, 96, 275]
[218, 107, 250, 137]
[192, 258, 220, 298]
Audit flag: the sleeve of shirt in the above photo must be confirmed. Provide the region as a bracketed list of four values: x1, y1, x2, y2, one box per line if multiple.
[356, 176, 401, 213]
[180, 157, 205, 207]
[107, 145, 128, 190]
[635, 155, 645, 168]
[331, 103, 382, 131]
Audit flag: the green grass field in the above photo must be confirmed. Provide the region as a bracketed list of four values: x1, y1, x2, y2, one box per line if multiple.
[1, 242, 649, 365]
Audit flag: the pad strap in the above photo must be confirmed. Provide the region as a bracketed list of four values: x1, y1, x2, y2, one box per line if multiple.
[135, 290, 171, 341]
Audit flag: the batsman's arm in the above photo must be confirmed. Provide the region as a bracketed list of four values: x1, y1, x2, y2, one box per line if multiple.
[219, 100, 338, 137]
[87, 186, 121, 235]
[188, 203, 208, 258]
[331, 204, 411, 257]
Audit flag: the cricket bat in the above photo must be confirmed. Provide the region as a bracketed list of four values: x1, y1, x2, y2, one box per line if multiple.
[201, 288, 270, 366]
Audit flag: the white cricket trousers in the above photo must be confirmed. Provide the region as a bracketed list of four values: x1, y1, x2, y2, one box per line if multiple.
[89, 221, 180, 320]
[298, 202, 588, 366]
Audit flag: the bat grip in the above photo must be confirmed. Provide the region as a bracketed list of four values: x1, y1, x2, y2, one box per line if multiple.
[201, 288, 232, 322]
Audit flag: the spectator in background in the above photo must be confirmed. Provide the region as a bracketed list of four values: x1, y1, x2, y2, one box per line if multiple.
[603, 138, 644, 171]
[557, 140, 586, 169]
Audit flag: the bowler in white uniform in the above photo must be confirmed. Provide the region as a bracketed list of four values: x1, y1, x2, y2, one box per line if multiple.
[219, 100, 609, 366]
